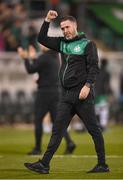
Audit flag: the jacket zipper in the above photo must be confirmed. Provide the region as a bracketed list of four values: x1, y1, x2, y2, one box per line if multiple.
[62, 55, 70, 86]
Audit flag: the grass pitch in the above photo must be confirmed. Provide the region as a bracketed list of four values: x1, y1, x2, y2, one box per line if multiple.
[0, 125, 123, 179]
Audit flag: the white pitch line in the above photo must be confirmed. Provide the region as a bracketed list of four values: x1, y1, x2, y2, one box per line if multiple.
[54, 155, 123, 159]
[52, 155, 123, 159]
[30, 155, 123, 158]
[3, 179, 123, 180]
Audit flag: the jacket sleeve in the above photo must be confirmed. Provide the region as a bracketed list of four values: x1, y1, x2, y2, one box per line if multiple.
[85, 41, 100, 85]
[24, 57, 42, 74]
[37, 21, 61, 52]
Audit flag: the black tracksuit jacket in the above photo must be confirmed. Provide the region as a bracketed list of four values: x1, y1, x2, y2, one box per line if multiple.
[37, 21, 99, 89]
[24, 50, 59, 89]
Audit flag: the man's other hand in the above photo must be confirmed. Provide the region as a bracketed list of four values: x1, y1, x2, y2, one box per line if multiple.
[17, 47, 28, 59]
[28, 45, 36, 59]
[79, 85, 90, 100]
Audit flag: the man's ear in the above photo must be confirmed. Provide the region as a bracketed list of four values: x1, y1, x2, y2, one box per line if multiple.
[73, 22, 77, 30]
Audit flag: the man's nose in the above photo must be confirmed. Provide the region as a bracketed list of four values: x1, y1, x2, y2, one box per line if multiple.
[64, 28, 67, 33]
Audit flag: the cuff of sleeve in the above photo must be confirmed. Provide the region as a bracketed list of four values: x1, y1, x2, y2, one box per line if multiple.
[24, 58, 34, 64]
[44, 19, 50, 23]
[85, 82, 91, 88]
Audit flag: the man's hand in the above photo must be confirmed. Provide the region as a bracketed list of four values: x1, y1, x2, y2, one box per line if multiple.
[79, 85, 90, 100]
[28, 45, 36, 59]
[45, 10, 58, 22]
[17, 47, 28, 59]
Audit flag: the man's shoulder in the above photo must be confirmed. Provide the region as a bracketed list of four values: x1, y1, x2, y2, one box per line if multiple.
[85, 40, 97, 50]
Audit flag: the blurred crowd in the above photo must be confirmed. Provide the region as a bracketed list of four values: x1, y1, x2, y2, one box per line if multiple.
[0, 0, 74, 51]
[0, 0, 41, 51]
[1, 0, 123, 51]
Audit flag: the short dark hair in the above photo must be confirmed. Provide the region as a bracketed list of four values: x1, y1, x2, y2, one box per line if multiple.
[60, 15, 77, 24]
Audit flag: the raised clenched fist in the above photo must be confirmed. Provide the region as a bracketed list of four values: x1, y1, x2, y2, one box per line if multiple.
[45, 10, 58, 22]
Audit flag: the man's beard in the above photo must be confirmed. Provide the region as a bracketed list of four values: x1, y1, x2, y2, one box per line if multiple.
[65, 35, 72, 40]
[65, 32, 77, 40]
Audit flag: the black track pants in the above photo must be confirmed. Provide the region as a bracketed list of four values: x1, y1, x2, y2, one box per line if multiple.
[41, 87, 105, 166]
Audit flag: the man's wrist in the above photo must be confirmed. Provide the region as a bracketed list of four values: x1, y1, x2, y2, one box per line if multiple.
[85, 82, 91, 88]
[45, 17, 51, 22]
[28, 57, 35, 64]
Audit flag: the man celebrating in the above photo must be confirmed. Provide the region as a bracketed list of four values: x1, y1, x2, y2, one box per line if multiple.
[24, 10, 109, 174]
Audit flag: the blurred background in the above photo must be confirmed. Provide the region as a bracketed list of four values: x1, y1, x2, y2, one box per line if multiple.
[0, 0, 123, 132]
